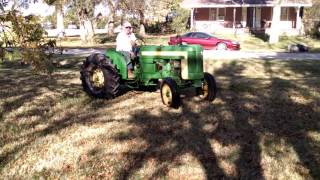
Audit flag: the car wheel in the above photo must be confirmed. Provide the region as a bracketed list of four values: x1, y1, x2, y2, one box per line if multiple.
[217, 43, 227, 50]
[160, 78, 180, 108]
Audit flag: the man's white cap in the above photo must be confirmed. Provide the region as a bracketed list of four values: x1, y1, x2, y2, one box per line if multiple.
[123, 22, 132, 28]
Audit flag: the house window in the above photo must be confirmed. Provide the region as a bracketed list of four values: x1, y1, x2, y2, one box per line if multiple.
[209, 8, 217, 21]
[209, 8, 225, 21]
[217, 8, 225, 21]
[281, 7, 289, 21]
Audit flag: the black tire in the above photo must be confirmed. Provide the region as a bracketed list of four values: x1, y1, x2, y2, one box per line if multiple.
[197, 72, 217, 101]
[216, 43, 227, 50]
[80, 53, 120, 99]
[160, 78, 180, 108]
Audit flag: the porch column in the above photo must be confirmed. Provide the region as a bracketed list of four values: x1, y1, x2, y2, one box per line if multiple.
[253, 8, 256, 28]
[269, 5, 281, 43]
[233, 8, 236, 29]
[190, 8, 195, 30]
[242, 7, 247, 27]
[296, 7, 303, 35]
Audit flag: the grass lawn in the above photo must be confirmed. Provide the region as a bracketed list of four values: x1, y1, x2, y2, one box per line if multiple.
[0, 56, 320, 179]
[217, 33, 320, 52]
[56, 33, 320, 53]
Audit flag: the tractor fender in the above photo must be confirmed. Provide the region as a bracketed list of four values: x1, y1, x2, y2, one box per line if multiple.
[105, 49, 128, 79]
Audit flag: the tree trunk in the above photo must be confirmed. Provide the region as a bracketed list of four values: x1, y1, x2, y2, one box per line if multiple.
[139, 10, 146, 37]
[56, 4, 64, 36]
[269, 5, 281, 44]
[108, 14, 115, 36]
[107, 0, 117, 36]
[80, 17, 95, 45]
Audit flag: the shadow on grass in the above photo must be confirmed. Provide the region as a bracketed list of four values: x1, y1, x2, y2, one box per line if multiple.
[114, 104, 230, 179]
[1, 56, 319, 179]
[251, 32, 270, 42]
[112, 60, 319, 179]
[310, 47, 320, 53]
[263, 60, 320, 178]
[0, 57, 121, 171]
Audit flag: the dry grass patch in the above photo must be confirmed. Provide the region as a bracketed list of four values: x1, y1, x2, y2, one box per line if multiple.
[1, 57, 320, 179]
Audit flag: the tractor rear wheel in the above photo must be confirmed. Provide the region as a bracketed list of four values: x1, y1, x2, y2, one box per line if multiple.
[160, 78, 180, 108]
[80, 53, 120, 99]
[197, 72, 217, 101]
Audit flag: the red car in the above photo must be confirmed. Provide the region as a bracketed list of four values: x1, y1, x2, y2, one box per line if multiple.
[168, 32, 240, 50]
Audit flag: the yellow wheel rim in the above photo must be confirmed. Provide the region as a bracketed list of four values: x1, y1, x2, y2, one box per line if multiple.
[200, 81, 209, 99]
[161, 84, 172, 106]
[91, 68, 105, 88]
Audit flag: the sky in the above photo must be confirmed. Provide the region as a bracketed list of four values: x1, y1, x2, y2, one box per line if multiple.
[4, 0, 55, 16]
[3, 0, 109, 17]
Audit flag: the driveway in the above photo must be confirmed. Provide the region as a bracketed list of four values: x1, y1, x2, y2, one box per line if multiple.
[63, 48, 105, 55]
[62, 48, 320, 60]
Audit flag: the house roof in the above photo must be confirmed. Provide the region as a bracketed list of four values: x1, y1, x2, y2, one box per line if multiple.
[181, 0, 312, 8]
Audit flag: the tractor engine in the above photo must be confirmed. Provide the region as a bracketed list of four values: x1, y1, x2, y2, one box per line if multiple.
[139, 45, 204, 85]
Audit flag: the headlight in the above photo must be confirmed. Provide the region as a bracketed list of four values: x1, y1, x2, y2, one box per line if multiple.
[232, 41, 239, 45]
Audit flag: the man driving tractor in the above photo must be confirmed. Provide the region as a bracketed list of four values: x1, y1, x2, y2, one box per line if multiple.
[116, 21, 137, 78]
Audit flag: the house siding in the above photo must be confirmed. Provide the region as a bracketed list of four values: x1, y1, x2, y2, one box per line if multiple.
[224, 8, 242, 27]
[289, 7, 297, 28]
[195, 8, 209, 20]
[192, 5, 301, 35]
[261, 7, 272, 27]
[261, 7, 272, 21]
[225, 8, 242, 22]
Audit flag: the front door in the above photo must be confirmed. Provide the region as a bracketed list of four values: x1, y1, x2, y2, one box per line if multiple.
[247, 7, 253, 28]
[246, 7, 261, 29]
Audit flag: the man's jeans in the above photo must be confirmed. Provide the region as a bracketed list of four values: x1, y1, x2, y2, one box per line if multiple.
[119, 51, 133, 69]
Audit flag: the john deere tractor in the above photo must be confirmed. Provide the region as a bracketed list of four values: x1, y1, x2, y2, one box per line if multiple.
[80, 44, 217, 108]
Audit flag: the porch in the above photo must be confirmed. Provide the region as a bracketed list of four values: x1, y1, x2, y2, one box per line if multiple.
[191, 6, 304, 36]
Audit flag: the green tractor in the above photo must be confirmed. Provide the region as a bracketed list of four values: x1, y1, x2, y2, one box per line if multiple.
[80, 44, 217, 108]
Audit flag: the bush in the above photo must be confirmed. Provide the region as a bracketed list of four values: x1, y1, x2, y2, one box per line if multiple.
[1, 11, 55, 74]
[43, 14, 56, 29]
[309, 22, 320, 38]
[96, 16, 108, 29]
[145, 22, 170, 34]
[168, 8, 190, 33]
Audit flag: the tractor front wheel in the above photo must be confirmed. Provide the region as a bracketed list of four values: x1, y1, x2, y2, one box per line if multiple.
[80, 53, 120, 99]
[197, 72, 217, 101]
[160, 78, 180, 108]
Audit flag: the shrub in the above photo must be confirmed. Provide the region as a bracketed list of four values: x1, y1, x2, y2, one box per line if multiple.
[168, 8, 190, 33]
[1, 11, 55, 75]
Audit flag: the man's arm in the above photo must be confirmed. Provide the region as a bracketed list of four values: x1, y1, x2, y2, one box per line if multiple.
[130, 33, 137, 46]
[116, 33, 122, 51]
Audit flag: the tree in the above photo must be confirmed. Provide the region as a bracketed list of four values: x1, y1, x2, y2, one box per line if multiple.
[119, 0, 182, 36]
[64, 5, 79, 27]
[120, 0, 147, 36]
[269, 4, 281, 43]
[44, 0, 99, 44]
[1, 9, 55, 74]
[304, 0, 320, 37]
[170, 7, 189, 33]
[43, 0, 65, 33]
[73, 0, 99, 44]
[106, 0, 120, 36]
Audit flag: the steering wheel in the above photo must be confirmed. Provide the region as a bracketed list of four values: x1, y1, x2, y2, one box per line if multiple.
[135, 37, 146, 46]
